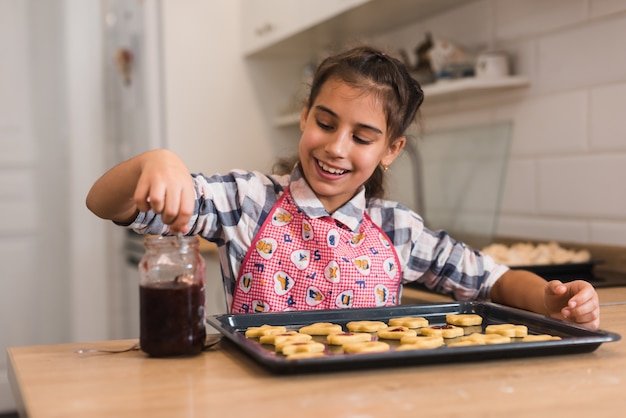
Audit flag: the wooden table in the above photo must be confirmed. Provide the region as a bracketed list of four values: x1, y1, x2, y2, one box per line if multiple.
[8, 287, 626, 418]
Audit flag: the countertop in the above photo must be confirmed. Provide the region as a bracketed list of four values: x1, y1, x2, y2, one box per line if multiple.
[7, 287, 626, 418]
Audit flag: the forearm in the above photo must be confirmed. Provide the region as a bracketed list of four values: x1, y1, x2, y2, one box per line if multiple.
[86, 152, 149, 223]
[489, 269, 549, 315]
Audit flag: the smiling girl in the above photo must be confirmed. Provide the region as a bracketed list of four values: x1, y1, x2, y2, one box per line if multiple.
[86, 46, 599, 328]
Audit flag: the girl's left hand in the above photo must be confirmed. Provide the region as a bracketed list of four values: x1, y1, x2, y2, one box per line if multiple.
[544, 280, 600, 329]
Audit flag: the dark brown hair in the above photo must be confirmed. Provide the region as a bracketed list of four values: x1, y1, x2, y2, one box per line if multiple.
[277, 45, 424, 199]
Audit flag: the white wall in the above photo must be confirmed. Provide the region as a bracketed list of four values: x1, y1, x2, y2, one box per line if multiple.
[161, 0, 274, 174]
[379, 0, 626, 247]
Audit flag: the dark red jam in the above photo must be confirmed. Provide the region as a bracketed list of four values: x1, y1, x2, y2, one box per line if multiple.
[139, 281, 206, 357]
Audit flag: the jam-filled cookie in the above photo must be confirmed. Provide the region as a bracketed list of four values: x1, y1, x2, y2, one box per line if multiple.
[342, 341, 390, 354]
[244, 325, 287, 338]
[420, 325, 464, 338]
[446, 313, 483, 327]
[388, 316, 429, 329]
[273, 334, 314, 351]
[485, 324, 528, 338]
[346, 321, 388, 332]
[377, 326, 418, 340]
[299, 322, 343, 335]
[280, 340, 326, 356]
[326, 332, 372, 345]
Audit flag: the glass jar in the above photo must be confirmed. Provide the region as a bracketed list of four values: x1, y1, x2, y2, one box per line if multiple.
[138, 235, 206, 357]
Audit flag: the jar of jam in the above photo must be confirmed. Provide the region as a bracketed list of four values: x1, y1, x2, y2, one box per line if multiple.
[138, 235, 206, 357]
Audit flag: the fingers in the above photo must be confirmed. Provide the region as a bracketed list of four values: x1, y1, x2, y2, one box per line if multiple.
[548, 280, 600, 329]
[562, 280, 600, 329]
[133, 171, 195, 233]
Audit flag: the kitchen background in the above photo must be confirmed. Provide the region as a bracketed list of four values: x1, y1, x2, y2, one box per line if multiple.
[2, 0, 626, 412]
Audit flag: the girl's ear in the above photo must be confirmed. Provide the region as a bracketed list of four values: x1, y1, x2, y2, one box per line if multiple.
[381, 136, 406, 167]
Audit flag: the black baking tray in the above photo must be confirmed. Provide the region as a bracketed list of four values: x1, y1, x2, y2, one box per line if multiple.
[206, 302, 620, 374]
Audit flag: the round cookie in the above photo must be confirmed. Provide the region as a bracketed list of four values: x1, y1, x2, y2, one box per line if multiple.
[342, 341, 390, 354]
[280, 340, 326, 355]
[388, 316, 429, 329]
[485, 324, 528, 337]
[346, 321, 388, 332]
[446, 313, 483, 327]
[377, 326, 418, 340]
[245, 325, 287, 338]
[327, 332, 372, 345]
[397, 335, 444, 350]
[298, 322, 343, 335]
[420, 325, 464, 339]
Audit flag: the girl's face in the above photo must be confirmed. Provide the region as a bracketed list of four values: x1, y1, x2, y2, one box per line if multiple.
[299, 78, 405, 213]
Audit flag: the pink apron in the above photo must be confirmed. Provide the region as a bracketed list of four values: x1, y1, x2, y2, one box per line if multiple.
[230, 188, 402, 313]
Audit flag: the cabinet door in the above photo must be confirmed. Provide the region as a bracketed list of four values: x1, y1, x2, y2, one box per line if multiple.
[241, 0, 299, 55]
[241, 0, 369, 55]
[302, 0, 369, 27]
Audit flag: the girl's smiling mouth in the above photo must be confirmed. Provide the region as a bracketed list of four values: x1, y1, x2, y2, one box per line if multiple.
[316, 159, 348, 175]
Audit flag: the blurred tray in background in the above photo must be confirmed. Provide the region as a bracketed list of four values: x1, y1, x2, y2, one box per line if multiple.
[509, 261, 597, 282]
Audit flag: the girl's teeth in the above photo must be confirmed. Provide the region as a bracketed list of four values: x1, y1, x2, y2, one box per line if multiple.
[318, 161, 346, 175]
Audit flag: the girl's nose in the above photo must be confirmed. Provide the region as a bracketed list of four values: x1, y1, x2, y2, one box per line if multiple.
[324, 130, 350, 157]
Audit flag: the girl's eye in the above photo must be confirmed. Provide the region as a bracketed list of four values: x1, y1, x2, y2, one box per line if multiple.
[316, 120, 333, 131]
[353, 135, 371, 145]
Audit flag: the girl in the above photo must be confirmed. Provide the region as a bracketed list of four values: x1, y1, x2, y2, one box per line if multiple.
[86, 46, 600, 329]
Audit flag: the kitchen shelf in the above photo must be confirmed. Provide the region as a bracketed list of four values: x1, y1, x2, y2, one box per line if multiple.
[421, 75, 529, 100]
[273, 75, 530, 127]
[245, 0, 472, 58]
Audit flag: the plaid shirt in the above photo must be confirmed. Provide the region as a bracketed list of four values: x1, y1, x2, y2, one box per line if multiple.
[129, 166, 508, 311]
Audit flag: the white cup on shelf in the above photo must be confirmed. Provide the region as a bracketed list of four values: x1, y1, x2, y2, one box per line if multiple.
[475, 51, 510, 78]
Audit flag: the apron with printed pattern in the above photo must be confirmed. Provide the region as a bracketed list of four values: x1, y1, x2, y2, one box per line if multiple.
[230, 188, 402, 314]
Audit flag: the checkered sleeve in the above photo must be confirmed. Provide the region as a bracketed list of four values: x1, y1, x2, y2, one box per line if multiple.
[368, 199, 508, 302]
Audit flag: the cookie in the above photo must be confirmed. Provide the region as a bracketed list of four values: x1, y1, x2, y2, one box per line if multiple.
[273, 334, 314, 351]
[346, 321, 388, 332]
[420, 325, 464, 338]
[258, 331, 299, 344]
[521, 334, 562, 342]
[446, 313, 483, 327]
[244, 325, 287, 338]
[485, 324, 528, 337]
[458, 333, 511, 345]
[327, 332, 372, 345]
[397, 335, 444, 350]
[280, 341, 326, 356]
[299, 322, 343, 335]
[285, 351, 326, 360]
[377, 326, 418, 340]
[342, 341, 390, 354]
[388, 316, 429, 329]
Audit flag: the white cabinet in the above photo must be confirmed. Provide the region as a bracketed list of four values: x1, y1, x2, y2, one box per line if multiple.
[241, 0, 369, 56]
[241, 0, 471, 57]
[242, 0, 299, 56]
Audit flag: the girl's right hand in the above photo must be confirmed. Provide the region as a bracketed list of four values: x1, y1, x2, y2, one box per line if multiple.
[133, 149, 196, 233]
[86, 149, 195, 234]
